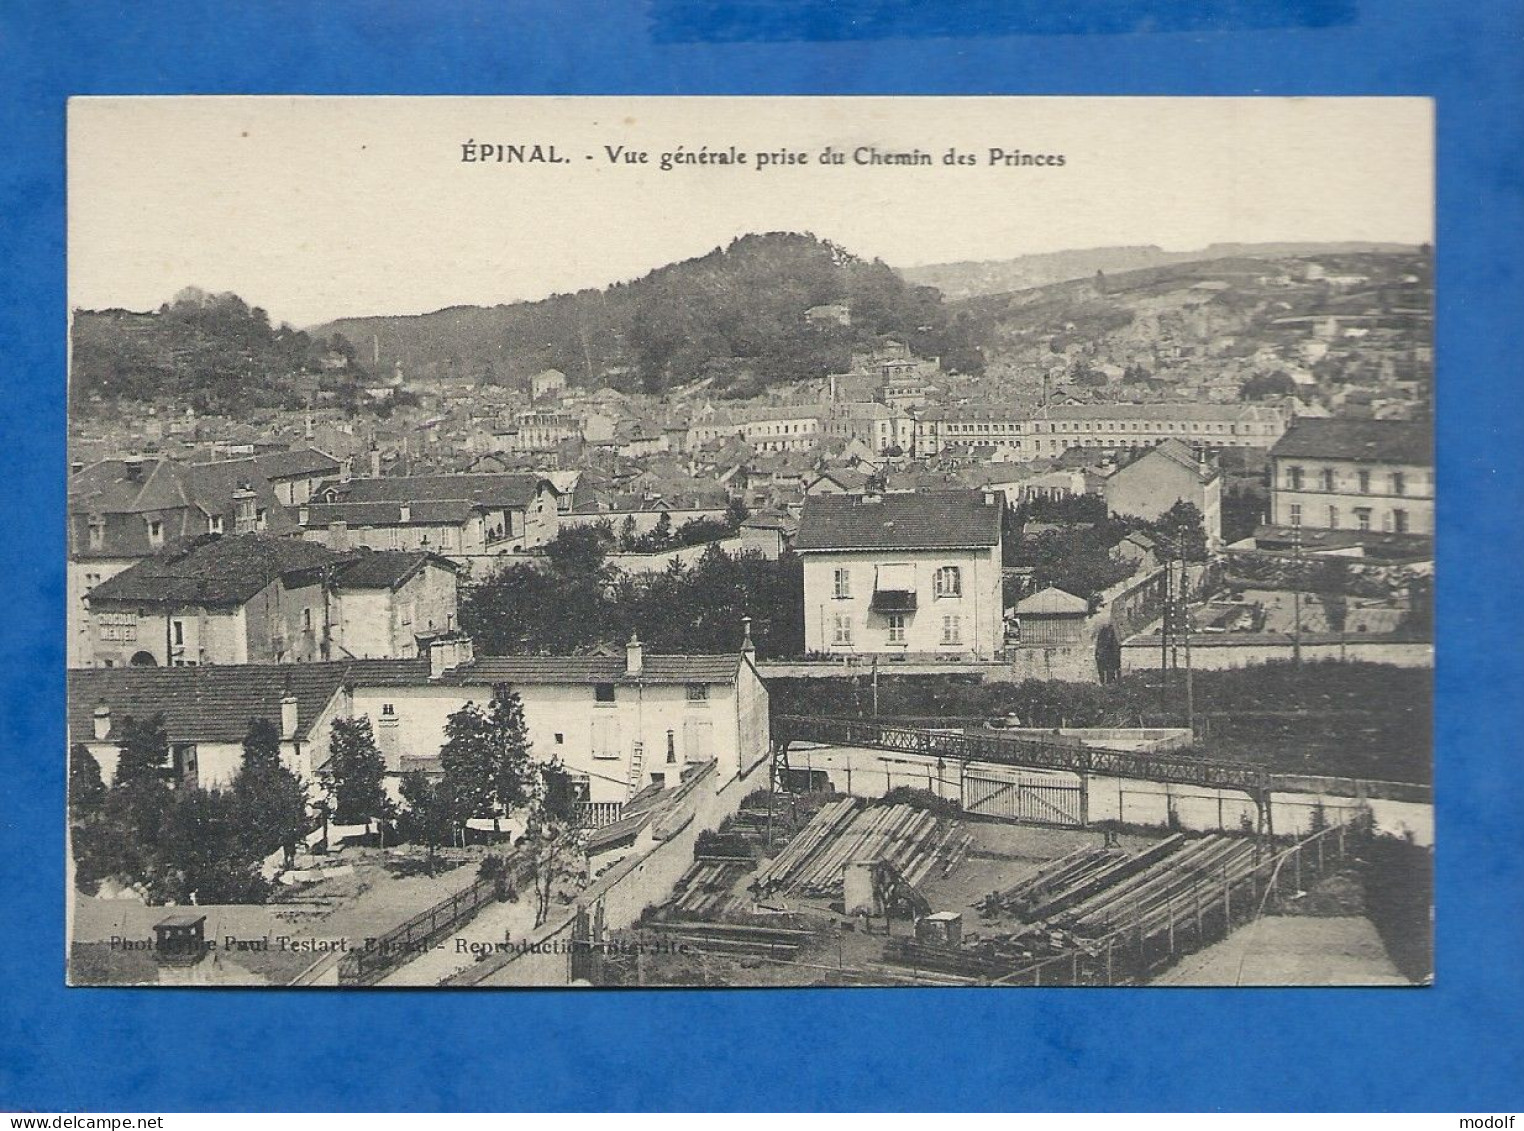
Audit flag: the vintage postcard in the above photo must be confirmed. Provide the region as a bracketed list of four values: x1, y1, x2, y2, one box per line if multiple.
[66, 96, 1432, 987]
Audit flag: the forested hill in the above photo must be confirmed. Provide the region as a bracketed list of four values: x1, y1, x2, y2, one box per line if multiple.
[71, 288, 369, 415]
[311, 233, 986, 398]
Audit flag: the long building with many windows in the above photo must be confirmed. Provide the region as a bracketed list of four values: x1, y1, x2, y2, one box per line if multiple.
[1268, 418, 1433, 536]
[912, 402, 1287, 458]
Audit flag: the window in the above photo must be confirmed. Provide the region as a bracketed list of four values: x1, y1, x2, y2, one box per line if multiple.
[147, 519, 163, 547]
[666, 730, 676, 764]
[172, 620, 185, 647]
[208, 514, 224, 534]
[1355, 507, 1372, 532]
[1393, 509, 1409, 534]
[591, 716, 620, 759]
[554, 732, 564, 744]
[1357, 470, 1370, 494]
[685, 684, 709, 702]
[833, 568, 852, 599]
[1288, 503, 1303, 526]
[1328, 506, 1339, 529]
[256, 508, 268, 530]
[88, 519, 105, 551]
[594, 683, 616, 704]
[887, 613, 907, 644]
[302, 608, 313, 632]
[1392, 472, 1406, 496]
[832, 615, 853, 646]
[934, 566, 962, 598]
[683, 717, 714, 762]
[1320, 469, 1335, 492]
[941, 615, 962, 645]
[1288, 466, 1304, 490]
[381, 703, 395, 716]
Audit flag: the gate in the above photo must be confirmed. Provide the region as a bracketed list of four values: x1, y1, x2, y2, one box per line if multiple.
[964, 769, 1083, 826]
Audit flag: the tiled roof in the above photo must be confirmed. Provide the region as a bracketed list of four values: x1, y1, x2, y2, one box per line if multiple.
[68, 664, 349, 744]
[1269, 418, 1433, 465]
[795, 490, 1001, 552]
[304, 500, 476, 527]
[335, 473, 554, 509]
[1112, 438, 1219, 484]
[444, 654, 743, 686]
[253, 447, 343, 480]
[68, 459, 293, 559]
[1015, 586, 1089, 615]
[330, 549, 457, 589]
[88, 534, 340, 607]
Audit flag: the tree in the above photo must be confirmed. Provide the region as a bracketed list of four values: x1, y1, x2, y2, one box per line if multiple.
[154, 788, 269, 905]
[1151, 500, 1209, 562]
[398, 771, 459, 873]
[521, 764, 587, 927]
[324, 716, 390, 826]
[1242, 371, 1296, 400]
[545, 524, 612, 579]
[69, 743, 106, 819]
[115, 714, 170, 789]
[438, 692, 536, 828]
[233, 718, 310, 866]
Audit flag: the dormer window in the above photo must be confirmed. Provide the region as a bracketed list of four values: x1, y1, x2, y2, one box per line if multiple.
[208, 514, 224, 534]
[88, 517, 105, 551]
[147, 519, 164, 547]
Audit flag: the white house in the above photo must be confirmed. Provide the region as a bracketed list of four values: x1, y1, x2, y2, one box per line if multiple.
[795, 489, 1004, 659]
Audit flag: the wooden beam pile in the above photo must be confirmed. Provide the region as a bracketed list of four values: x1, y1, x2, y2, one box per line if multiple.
[1060, 835, 1260, 938]
[751, 799, 959, 901]
[669, 858, 752, 920]
[750, 797, 861, 894]
[976, 846, 1126, 919]
[644, 919, 815, 961]
[794, 804, 942, 898]
[1022, 834, 1189, 923]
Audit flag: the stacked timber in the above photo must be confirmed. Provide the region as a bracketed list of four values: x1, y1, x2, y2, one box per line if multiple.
[750, 797, 861, 895]
[975, 846, 1127, 919]
[669, 858, 753, 919]
[1059, 835, 1260, 939]
[751, 799, 960, 901]
[644, 920, 815, 961]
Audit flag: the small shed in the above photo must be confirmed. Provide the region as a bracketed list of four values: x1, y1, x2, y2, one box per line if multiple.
[1013, 587, 1090, 645]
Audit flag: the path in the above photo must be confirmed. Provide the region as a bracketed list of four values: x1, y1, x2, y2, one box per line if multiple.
[1154, 915, 1410, 986]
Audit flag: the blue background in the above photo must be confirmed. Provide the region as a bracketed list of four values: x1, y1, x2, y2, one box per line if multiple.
[2, 0, 1521, 1113]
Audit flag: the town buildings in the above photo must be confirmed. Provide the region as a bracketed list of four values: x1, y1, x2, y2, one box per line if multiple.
[69, 632, 769, 815]
[82, 533, 459, 667]
[1103, 438, 1224, 548]
[913, 403, 1286, 459]
[1268, 418, 1434, 536]
[795, 489, 1004, 659]
[303, 473, 561, 563]
[67, 457, 295, 666]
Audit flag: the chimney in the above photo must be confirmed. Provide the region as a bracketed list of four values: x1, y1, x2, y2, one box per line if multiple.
[429, 634, 474, 679]
[232, 481, 258, 535]
[328, 519, 349, 551]
[740, 616, 755, 660]
[280, 689, 299, 741]
[304, 413, 314, 440]
[399, 503, 411, 524]
[369, 446, 382, 479]
[298, 504, 310, 527]
[92, 700, 111, 742]
[626, 632, 643, 676]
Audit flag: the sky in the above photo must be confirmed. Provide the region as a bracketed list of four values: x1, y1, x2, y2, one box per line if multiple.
[69, 96, 1434, 329]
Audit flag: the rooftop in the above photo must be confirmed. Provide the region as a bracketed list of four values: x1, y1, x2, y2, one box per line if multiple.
[795, 489, 1001, 552]
[1269, 418, 1433, 465]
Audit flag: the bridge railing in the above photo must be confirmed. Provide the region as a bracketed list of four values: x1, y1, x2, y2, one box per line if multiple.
[773, 714, 1272, 793]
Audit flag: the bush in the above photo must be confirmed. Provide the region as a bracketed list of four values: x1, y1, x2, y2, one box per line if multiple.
[879, 786, 960, 819]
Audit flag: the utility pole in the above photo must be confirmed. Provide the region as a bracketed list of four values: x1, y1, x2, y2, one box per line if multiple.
[1291, 519, 1304, 668]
